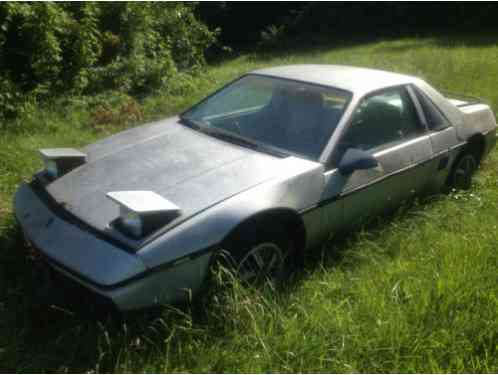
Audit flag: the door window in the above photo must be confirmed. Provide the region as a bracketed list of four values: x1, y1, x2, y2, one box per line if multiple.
[337, 87, 424, 155]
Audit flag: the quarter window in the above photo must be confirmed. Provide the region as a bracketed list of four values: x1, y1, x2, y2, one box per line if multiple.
[338, 87, 424, 154]
[412, 87, 450, 131]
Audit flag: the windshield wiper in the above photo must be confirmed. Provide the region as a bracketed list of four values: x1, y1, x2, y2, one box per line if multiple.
[204, 127, 259, 149]
[180, 116, 254, 147]
[206, 127, 287, 157]
[180, 116, 285, 157]
[179, 115, 203, 130]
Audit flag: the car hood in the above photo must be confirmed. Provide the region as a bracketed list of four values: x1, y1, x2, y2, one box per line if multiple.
[45, 117, 288, 249]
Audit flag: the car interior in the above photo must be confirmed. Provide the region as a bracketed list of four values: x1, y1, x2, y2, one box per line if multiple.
[209, 86, 344, 159]
[337, 88, 423, 155]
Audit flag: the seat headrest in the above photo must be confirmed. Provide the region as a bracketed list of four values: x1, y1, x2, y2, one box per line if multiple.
[363, 100, 401, 125]
[269, 86, 294, 109]
[291, 88, 324, 109]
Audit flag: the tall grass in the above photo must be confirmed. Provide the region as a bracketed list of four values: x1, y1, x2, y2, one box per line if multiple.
[0, 37, 497, 372]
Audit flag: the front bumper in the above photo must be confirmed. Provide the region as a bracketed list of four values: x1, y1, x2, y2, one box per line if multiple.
[47, 251, 212, 311]
[14, 183, 212, 311]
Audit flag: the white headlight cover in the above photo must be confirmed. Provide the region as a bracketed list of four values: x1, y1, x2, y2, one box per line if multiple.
[107, 191, 181, 239]
[39, 148, 87, 179]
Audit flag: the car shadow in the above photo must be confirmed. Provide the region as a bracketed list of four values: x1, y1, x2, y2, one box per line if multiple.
[281, 193, 443, 296]
[0, 193, 442, 372]
[0, 216, 117, 372]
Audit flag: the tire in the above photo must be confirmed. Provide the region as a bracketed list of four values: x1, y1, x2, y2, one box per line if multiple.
[221, 226, 294, 287]
[448, 151, 479, 190]
[236, 241, 287, 285]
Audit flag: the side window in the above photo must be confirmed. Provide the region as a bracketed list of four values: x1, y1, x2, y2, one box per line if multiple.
[412, 87, 450, 131]
[338, 87, 424, 154]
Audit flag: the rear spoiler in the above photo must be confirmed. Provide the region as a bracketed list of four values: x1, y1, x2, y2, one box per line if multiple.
[441, 90, 483, 107]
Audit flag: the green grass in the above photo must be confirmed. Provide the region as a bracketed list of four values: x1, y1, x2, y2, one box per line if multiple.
[1, 37, 497, 372]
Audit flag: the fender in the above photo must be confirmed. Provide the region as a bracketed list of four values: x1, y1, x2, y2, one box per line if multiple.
[138, 158, 324, 269]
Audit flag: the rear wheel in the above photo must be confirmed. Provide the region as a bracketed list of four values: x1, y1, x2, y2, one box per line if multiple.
[448, 151, 478, 190]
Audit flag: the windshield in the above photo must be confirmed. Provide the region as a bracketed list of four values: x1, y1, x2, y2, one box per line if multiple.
[182, 74, 352, 160]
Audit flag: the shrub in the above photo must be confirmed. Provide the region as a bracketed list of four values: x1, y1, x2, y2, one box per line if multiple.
[0, 2, 217, 119]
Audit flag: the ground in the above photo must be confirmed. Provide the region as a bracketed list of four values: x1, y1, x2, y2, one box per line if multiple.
[0, 37, 497, 372]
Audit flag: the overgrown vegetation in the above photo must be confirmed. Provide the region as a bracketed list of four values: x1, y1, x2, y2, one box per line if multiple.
[0, 38, 497, 372]
[0, 2, 216, 119]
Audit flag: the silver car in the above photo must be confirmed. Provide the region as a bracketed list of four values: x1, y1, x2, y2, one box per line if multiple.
[14, 65, 497, 311]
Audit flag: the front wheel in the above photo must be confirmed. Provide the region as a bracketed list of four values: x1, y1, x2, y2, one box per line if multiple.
[236, 241, 286, 285]
[218, 225, 296, 287]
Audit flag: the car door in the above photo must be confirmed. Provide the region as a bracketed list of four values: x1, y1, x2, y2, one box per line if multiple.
[320, 86, 434, 231]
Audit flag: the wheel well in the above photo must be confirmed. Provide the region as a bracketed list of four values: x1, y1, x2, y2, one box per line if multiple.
[221, 208, 306, 255]
[466, 133, 486, 163]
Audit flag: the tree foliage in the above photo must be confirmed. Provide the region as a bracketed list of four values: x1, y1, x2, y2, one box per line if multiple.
[199, 3, 498, 48]
[0, 2, 217, 118]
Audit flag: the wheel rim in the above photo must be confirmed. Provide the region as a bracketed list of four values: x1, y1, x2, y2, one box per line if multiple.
[453, 154, 477, 189]
[237, 242, 284, 285]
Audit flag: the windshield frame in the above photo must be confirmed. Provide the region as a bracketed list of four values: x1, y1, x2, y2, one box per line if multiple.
[180, 73, 354, 162]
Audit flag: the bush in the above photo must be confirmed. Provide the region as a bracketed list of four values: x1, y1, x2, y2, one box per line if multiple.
[0, 2, 217, 119]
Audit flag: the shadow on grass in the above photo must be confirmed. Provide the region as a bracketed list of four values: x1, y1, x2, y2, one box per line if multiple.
[0, 216, 118, 372]
[0, 192, 445, 372]
[0, 212, 234, 372]
[284, 193, 444, 296]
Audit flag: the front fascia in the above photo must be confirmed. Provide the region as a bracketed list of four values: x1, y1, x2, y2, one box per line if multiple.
[14, 183, 147, 287]
[47, 251, 213, 311]
[15, 182, 214, 310]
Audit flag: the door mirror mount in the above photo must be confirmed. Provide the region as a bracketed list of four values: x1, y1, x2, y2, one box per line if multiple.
[338, 148, 378, 175]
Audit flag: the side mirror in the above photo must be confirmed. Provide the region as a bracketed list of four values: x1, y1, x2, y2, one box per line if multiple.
[338, 148, 378, 175]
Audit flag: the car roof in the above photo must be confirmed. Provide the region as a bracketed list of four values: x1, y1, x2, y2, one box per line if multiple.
[251, 65, 419, 95]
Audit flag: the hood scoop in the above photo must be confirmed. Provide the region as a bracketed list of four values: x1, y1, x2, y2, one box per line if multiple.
[39, 148, 87, 179]
[106, 191, 181, 239]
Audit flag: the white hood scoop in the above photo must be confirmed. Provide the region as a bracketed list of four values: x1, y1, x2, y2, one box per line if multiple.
[39, 148, 87, 179]
[106, 191, 181, 238]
